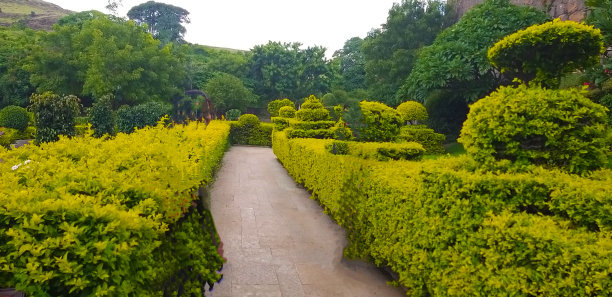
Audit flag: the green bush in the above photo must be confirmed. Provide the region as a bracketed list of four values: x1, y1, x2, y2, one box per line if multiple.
[488, 19, 603, 88]
[295, 95, 331, 121]
[225, 108, 242, 121]
[116, 101, 171, 134]
[237, 113, 260, 127]
[0, 126, 36, 147]
[288, 120, 335, 131]
[0, 105, 29, 131]
[271, 117, 290, 131]
[459, 85, 610, 174]
[330, 119, 353, 140]
[89, 94, 116, 137]
[396, 101, 428, 124]
[398, 125, 445, 154]
[29, 92, 81, 143]
[325, 140, 350, 155]
[285, 128, 335, 139]
[278, 106, 296, 118]
[267, 98, 295, 117]
[230, 119, 273, 146]
[359, 101, 402, 142]
[272, 131, 612, 297]
[344, 141, 425, 161]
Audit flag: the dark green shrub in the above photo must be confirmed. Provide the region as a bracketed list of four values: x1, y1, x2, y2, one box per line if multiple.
[278, 106, 296, 118]
[230, 121, 272, 146]
[396, 101, 428, 124]
[225, 109, 242, 121]
[237, 114, 260, 127]
[89, 94, 116, 137]
[267, 98, 295, 117]
[271, 117, 290, 131]
[459, 85, 610, 173]
[0, 105, 29, 131]
[285, 128, 335, 139]
[398, 125, 445, 154]
[29, 92, 81, 143]
[325, 140, 350, 155]
[330, 119, 353, 141]
[359, 101, 402, 142]
[488, 19, 604, 88]
[116, 101, 171, 134]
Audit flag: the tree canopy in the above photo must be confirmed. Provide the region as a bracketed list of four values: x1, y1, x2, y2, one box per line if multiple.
[127, 1, 190, 44]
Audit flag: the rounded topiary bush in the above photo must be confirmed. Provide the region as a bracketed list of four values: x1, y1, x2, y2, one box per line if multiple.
[396, 101, 428, 124]
[267, 99, 294, 117]
[278, 106, 296, 118]
[238, 114, 260, 127]
[459, 84, 610, 174]
[0, 105, 30, 131]
[359, 101, 402, 142]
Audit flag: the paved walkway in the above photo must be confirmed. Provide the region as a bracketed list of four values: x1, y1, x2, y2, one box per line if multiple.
[207, 146, 405, 297]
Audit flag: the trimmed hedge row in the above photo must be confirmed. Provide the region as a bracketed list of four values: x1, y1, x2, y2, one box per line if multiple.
[0, 120, 230, 296]
[397, 125, 445, 154]
[326, 140, 425, 161]
[272, 131, 612, 297]
[229, 121, 273, 147]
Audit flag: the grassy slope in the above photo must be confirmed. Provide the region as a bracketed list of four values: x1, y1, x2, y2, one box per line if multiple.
[0, 0, 71, 30]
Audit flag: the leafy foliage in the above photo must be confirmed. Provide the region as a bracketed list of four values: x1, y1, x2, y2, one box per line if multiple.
[326, 140, 425, 161]
[0, 27, 36, 108]
[88, 94, 116, 137]
[295, 95, 331, 122]
[358, 101, 402, 142]
[0, 127, 36, 147]
[204, 73, 257, 114]
[488, 19, 604, 88]
[0, 120, 230, 296]
[230, 119, 272, 147]
[397, 125, 445, 154]
[116, 101, 171, 134]
[272, 131, 612, 297]
[362, 0, 456, 104]
[29, 92, 80, 143]
[27, 13, 185, 105]
[396, 100, 428, 123]
[127, 1, 190, 44]
[459, 85, 610, 174]
[403, 0, 549, 103]
[0, 105, 29, 131]
[278, 106, 296, 118]
[267, 98, 295, 117]
[225, 108, 241, 121]
[332, 37, 366, 91]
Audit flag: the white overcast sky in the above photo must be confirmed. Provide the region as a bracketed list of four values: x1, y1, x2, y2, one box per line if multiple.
[45, 0, 400, 56]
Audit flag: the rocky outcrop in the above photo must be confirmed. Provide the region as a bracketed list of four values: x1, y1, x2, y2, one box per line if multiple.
[451, 0, 587, 22]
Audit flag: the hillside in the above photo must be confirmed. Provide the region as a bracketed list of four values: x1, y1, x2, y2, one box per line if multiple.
[0, 0, 71, 30]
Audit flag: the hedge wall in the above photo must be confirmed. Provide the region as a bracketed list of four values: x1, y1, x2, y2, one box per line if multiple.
[0, 119, 230, 296]
[229, 121, 273, 147]
[272, 131, 612, 297]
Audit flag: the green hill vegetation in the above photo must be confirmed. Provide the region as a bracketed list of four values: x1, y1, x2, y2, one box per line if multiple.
[0, 0, 71, 30]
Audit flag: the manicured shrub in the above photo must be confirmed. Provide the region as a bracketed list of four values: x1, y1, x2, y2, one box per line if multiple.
[89, 94, 116, 137]
[225, 108, 242, 121]
[295, 95, 331, 122]
[288, 120, 335, 131]
[398, 125, 445, 154]
[278, 105, 296, 118]
[271, 117, 290, 131]
[285, 128, 335, 139]
[267, 98, 294, 117]
[272, 131, 612, 297]
[459, 85, 610, 174]
[359, 101, 402, 142]
[488, 19, 604, 88]
[0, 105, 29, 131]
[341, 141, 425, 161]
[0, 120, 230, 296]
[396, 101, 428, 124]
[330, 119, 353, 141]
[325, 140, 350, 155]
[29, 92, 81, 143]
[237, 113, 260, 127]
[116, 101, 171, 133]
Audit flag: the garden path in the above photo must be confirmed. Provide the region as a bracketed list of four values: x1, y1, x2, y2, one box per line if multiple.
[207, 146, 405, 297]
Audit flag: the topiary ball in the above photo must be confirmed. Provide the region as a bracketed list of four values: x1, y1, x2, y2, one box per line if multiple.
[459, 84, 610, 174]
[278, 106, 296, 118]
[396, 101, 428, 123]
[0, 105, 30, 131]
[238, 114, 260, 127]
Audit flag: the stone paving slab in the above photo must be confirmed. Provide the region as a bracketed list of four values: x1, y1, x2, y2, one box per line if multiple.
[207, 146, 405, 297]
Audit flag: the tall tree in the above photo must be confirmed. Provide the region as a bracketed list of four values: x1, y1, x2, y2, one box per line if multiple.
[26, 13, 186, 105]
[333, 37, 366, 91]
[0, 27, 37, 108]
[127, 1, 190, 44]
[362, 0, 456, 104]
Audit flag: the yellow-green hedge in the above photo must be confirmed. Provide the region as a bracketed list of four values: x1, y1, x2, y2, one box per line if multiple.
[272, 130, 612, 296]
[0, 120, 230, 296]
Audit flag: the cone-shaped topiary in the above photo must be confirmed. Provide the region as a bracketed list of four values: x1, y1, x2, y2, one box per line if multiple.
[459, 84, 610, 174]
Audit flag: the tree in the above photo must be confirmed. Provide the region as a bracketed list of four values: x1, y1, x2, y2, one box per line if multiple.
[248, 41, 332, 103]
[333, 37, 366, 91]
[127, 1, 190, 44]
[402, 0, 549, 104]
[26, 13, 186, 106]
[0, 27, 37, 108]
[204, 73, 257, 114]
[361, 0, 456, 104]
[184, 44, 250, 90]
